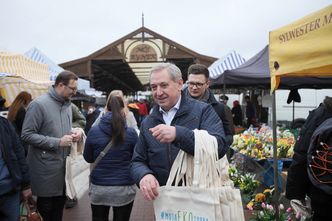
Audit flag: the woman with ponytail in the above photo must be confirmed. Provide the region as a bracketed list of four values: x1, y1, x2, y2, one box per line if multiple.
[84, 95, 138, 221]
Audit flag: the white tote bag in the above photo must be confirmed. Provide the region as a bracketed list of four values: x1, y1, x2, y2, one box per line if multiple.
[65, 129, 90, 200]
[154, 129, 244, 221]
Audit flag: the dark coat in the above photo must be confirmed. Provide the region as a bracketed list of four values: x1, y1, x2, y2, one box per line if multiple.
[286, 97, 332, 217]
[232, 105, 243, 126]
[131, 93, 227, 186]
[0, 116, 30, 195]
[84, 112, 138, 186]
[183, 87, 233, 145]
[205, 90, 234, 145]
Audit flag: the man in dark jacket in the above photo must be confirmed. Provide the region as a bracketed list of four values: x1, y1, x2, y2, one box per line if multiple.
[184, 63, 233, 146]
[286, 96, 332, 220]
[0, 115, 32, 220]
[131, 63, 227, 201]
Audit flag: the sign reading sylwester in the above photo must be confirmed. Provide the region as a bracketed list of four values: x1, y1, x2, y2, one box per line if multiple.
[269, 4, 332, 92]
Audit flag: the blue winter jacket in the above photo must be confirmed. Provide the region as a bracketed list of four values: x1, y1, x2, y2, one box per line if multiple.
[0, 116, 30, 195]
[131, 94, 227, 186]
[84, 112, 138, 186]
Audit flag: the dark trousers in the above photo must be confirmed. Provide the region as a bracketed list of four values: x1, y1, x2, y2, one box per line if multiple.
[312, 200, 332, 221]
[37, 195, 66, 221]
[0, 191, 20, 221]
[91, 201, 134, 221]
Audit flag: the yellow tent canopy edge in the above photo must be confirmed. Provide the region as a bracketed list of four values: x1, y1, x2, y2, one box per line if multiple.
[269, 4, 332, 92]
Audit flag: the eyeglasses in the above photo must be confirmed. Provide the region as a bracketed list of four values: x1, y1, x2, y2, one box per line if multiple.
[187, 81, 207, 88]
[65, 85, 78, 92]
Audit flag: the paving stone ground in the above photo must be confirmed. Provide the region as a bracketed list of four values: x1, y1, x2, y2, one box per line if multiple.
[63, 190, 154, 221]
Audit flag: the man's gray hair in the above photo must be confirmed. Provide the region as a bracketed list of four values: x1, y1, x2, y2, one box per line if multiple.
[149, 63, 182, 82]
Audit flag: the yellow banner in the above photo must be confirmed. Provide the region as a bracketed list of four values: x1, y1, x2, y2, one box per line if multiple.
[269, 4, 332, 92]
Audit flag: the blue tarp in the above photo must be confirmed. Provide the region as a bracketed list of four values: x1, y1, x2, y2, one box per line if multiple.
[25, 47, 63, 81]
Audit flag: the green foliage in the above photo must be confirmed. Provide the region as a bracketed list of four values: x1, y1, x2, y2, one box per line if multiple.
[229, 166, 260, 195]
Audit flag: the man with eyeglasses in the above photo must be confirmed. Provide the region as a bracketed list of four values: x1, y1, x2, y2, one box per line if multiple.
[184, 64, 233, 146]
[22, 70, 82, 221]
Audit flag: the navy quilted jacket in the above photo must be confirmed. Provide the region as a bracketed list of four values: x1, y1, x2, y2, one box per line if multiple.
[131, 94, 227, 186]
[0, 116, 30, 194]
[84, 112, 138, 186]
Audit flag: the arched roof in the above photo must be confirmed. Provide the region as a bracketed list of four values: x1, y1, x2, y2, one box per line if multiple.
[60, 26, 217, 94]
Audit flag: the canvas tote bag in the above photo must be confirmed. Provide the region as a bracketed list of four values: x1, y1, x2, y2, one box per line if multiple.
[153, 129, 244, 221]
[65, 128, 90, 200]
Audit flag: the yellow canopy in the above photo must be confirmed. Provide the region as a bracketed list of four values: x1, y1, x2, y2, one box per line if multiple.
[269, 4, 332, 92]
[0, 77, 49, 107]
[0, 51, 50, 84]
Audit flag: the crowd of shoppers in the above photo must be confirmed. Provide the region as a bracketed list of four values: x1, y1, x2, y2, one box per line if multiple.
[6, 62, 321, 221]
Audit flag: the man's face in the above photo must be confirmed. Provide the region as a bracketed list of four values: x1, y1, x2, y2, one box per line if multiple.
[58, 79, 78, 100]
[187, 74, 209, 99]
[150, 68, 183, 111]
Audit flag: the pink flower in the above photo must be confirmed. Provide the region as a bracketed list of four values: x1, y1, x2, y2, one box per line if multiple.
[296, 211, 301, 219]
[286, 207, 292, 213]
[268, 204, 274, 211]
[261, 202, 266, 208]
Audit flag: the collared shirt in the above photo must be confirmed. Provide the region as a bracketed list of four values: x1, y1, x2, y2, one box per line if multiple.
[159, 96, 181, 125]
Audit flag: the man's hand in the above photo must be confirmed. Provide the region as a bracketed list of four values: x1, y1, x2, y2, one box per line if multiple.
[139, 174, 160, 201]
[21, 188, 32, 201]
[71, 129, 82, 142]
[59, 135, 73, 147]
[149, 124, 176, 143]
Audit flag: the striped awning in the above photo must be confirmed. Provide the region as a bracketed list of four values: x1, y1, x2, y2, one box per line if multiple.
[25, 47, 64, 81]
[0, 51, 51, 84]
[208, 51, 246, 79]
[0, 77, 50, 107]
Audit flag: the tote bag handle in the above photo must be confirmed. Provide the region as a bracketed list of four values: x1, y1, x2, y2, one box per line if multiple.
[166, 129, 233, 188]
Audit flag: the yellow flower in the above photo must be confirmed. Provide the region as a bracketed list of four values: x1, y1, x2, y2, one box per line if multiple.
[263, 189, 271, 194]
[255, 193, 266, 202]
[247, 201, 254, 209]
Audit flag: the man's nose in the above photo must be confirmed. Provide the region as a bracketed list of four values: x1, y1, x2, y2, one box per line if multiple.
[156, 87, 163, 96]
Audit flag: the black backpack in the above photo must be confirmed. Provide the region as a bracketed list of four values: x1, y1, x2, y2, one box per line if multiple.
[307, 117, 332, 194]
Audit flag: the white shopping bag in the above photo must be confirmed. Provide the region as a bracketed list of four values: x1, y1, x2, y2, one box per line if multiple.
[65, 129, 90, 200]
[153, 130, 244, 221]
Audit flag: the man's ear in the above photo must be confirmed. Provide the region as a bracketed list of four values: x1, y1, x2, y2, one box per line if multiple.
[178, 79, 184, 90]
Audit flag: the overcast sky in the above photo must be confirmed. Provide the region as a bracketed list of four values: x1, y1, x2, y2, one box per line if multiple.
[0, 0, 331, 64]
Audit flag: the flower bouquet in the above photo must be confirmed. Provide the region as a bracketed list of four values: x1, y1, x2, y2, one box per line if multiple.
[229, 166, 260, 205]
[232, 125, 295, 160]
[246, 189, 305, 221]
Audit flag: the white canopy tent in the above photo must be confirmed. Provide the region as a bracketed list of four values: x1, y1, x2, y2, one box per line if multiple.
[208, 50, 246, 79]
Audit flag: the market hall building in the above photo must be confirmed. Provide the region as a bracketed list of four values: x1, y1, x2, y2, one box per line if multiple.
[59, 26, 217, 94]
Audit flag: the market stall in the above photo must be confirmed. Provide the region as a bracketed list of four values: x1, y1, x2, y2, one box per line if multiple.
[0, 51, 51, 107]
[231, 125, 295, 189]
[0, 77, 49, 107]
[210, 45, 332, 89]
[269, 3, 332, 209]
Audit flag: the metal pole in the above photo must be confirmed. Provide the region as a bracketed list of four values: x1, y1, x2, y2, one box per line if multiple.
[223, 82, 226, 97]
[272, 91, 280, 218]
[292, 101, 295, 124]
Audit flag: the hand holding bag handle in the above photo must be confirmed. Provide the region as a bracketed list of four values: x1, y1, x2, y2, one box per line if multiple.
[161, 129, 244, 221]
